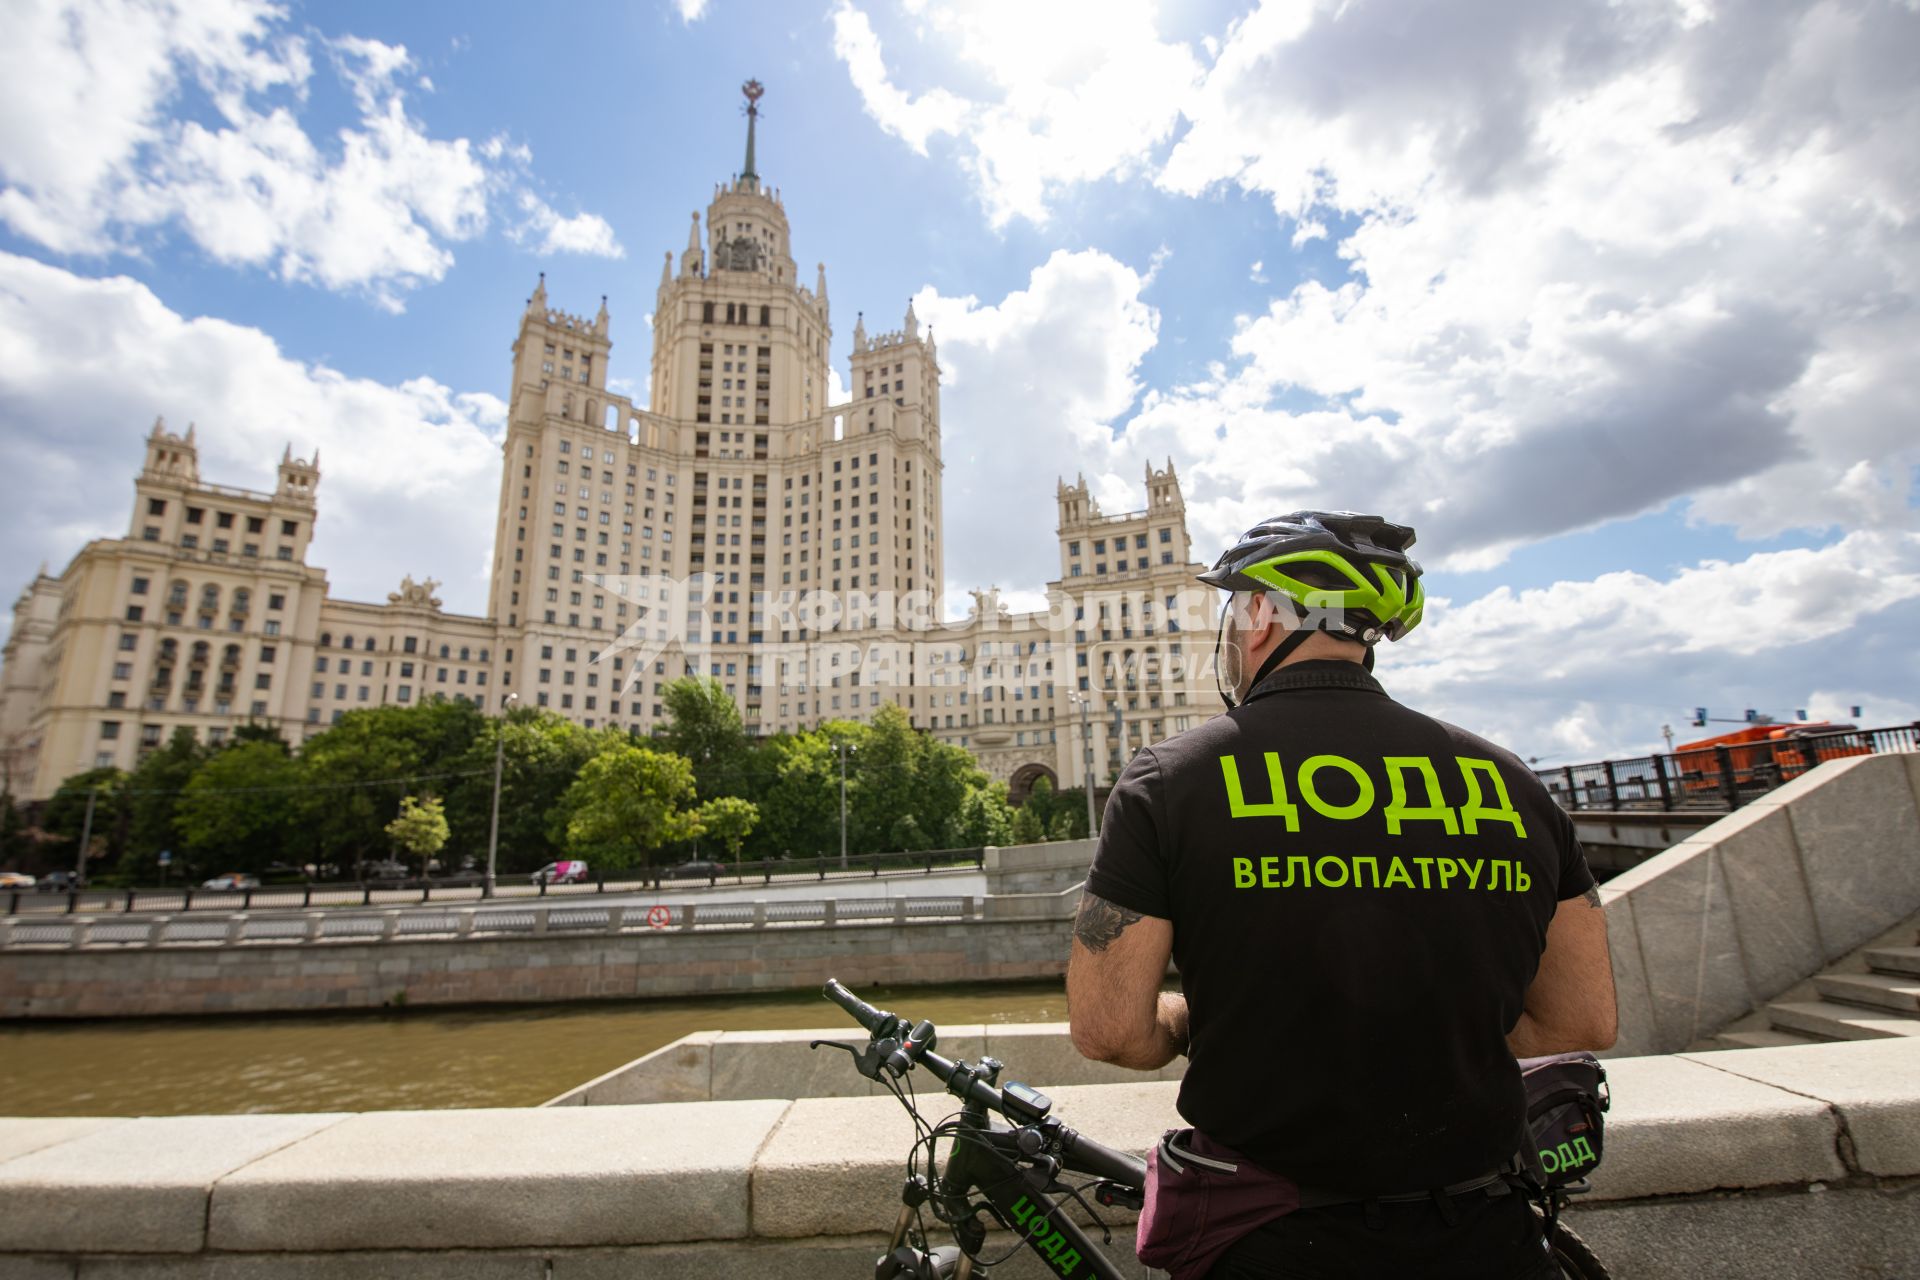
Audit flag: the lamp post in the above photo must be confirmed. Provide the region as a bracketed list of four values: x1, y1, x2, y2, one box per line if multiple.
[1069, 692, 1097, 838]
[836, 739, 856, 869]
[74, 785, 98, 889]
[484, 692, 519, 899]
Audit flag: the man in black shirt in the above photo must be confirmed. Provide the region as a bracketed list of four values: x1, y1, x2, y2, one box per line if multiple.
[1066, 512, 1616, 1279]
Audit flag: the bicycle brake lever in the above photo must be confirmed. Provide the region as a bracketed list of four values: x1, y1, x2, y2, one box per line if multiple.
[811, 1037, 892, 1081]
[810, 1039, 860, 1057]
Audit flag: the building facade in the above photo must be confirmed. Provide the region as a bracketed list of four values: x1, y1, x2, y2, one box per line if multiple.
[0, 89, 1225, 806]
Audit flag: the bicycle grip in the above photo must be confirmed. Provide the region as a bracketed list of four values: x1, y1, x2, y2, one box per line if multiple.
[822, 978, 893, 1036]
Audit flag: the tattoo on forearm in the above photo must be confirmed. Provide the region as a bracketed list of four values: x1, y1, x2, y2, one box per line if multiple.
[1074, 892, 1144, 953]
[1582, 885, 1603, 909]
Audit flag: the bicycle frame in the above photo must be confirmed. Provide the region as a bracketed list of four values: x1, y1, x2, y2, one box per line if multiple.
[890, 1101, 1131, 1280]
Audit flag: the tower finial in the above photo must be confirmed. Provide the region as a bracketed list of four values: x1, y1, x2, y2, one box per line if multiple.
[740, 79, 764, 186]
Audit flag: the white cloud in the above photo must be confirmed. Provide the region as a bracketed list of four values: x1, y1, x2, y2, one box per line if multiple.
[511, 192, 625, 259]
[830, 0, 1202, 227]
[674, 0, 711, 21]
[1137, 0, 1920, 560]
[913, 248, 1160, 594]
[0, 0, 618, 309]
[0, 252, 505, 629]
[844, 0, 1920, 562]
[1385, 530, 1920, 759]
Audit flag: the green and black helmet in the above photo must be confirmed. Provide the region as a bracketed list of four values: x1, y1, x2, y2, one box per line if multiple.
[1198, 510, 1425, 643]
[1201, 511, 1425, 704]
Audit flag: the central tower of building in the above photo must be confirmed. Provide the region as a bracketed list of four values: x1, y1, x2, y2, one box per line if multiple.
[483, 81, 945, 737]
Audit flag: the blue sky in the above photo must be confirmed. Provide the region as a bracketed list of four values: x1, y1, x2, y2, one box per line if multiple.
[1, 0, 1915, 759]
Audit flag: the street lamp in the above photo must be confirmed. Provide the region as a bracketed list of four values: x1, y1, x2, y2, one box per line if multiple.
[836, 739, 857, 869]
[484, 691, 519, 899]
[1068, 691, 1097, 838]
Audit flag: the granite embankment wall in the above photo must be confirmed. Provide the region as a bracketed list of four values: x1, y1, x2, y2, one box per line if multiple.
[0, 910, 1078, 1019]
[1, 1038, 1916, 1279]
[0, 844, 1088, 1021]
[1602, 752, 1920, 1055]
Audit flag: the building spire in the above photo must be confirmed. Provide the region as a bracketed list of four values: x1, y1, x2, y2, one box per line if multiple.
[740, 79, 764, 186]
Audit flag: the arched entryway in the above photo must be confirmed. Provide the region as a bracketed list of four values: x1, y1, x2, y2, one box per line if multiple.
[1007, 761, 1059, 806]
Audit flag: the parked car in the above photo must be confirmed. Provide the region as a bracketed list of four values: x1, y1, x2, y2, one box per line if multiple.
[0, 871, 34, 889]
[363, 859, 411, 880]
[200, 873, 260, 891]
[530, 860, 590, 886]
[36, 871, 79, 893]
[664, 859, 727, 881]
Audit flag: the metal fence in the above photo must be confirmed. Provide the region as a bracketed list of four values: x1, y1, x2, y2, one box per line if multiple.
[2, 846, 986, 918]
[0, 894, 981, 950]
[1538, 723, 1920, 812]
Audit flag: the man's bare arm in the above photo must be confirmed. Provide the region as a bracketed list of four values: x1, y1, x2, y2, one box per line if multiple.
[1067, 890, 1186, 1070]
[1508, 887, 1617, 1057]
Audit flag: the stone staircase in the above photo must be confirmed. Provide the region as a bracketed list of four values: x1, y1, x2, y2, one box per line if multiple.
[1714, 943, 1920, 1049]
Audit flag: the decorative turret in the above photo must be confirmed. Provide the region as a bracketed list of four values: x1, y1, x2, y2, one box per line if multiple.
[141, 415, 200, 482]
[853, 311, 867, 353]
[681, 212, 704, 277]
[277, 443, 319, 507]
[905, 298, 919, 341]
[660, 251, 673, 293]
[596, 294, 610, 333]
[527, 272, 547, 317]
[816, 262, 828, 307]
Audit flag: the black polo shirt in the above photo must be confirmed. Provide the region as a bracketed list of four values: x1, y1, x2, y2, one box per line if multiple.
[1085, 660, 1594, 1195]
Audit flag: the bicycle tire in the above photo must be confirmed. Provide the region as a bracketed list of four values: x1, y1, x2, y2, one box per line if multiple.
[1548, 1216, 1609, 1280]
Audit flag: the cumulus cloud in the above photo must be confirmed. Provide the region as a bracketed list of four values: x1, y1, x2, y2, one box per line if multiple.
[0, 252, 505, 631]
[510, 192, 625, 259]
[830, 0, 1203, 226]
[0, 0, 620, 309]
[913, 249, 1160, 594]
[1386, 531, 1920, 758]
[843, 0, 1920, 563]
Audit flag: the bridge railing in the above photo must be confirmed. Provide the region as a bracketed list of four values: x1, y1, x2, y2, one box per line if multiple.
[1539, 723, 1920, 812]
[0, 894, 982, 951]
[1, 846, 986, 918]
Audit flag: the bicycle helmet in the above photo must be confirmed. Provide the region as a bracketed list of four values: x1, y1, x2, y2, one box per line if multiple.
[1200, 511, 1425, 704]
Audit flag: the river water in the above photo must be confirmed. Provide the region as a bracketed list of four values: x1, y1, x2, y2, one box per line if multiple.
[0, 979, 1070, 1117]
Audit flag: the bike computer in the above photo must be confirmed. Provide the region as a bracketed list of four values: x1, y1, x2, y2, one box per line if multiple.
[1000, 1080, 1052, 1124]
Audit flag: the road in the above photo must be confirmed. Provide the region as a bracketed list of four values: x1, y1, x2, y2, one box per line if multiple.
[5, 866, 990, 917]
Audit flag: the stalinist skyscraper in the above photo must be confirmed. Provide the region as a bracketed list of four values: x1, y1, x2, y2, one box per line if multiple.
[484, 80, 944, 736]
[0, 82, 1220, 806]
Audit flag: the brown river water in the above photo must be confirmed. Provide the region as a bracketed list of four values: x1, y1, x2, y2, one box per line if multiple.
[0, 980, 1070, 1117]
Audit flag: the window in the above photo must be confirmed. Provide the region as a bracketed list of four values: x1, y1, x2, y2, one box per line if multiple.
[147, 498, 166, 516]
[130, 577, 150, 595]
[100, 721, 121, 740]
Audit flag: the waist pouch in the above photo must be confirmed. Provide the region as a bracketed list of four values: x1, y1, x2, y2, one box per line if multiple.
[1136, 1129, 1300, 1280]
[1518, 1051, 1609, 1188]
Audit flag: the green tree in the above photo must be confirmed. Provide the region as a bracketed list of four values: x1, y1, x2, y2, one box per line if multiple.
[296, 700, 485, 877]
[119, 727, 207, 881]
[443, 708, 605, 874]
[1047, 809, 1080, 841]
[659, 676, 750, 799]
[40, 767, 130, 878]
[385, 794, 450, 878]
[560, 742, 703, 869]
[697, 795, 760, 864]
[750, 731, 841, 859]
[946, 783, 1014, 848]
[1008, 804, 1045, 845]
[176, 741, 300, 873]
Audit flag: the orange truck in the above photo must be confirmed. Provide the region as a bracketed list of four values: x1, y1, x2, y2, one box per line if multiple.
[1673, 723, 1866, 798]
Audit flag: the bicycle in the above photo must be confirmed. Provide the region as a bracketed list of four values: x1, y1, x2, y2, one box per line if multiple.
[812, 978, 1610, 1279]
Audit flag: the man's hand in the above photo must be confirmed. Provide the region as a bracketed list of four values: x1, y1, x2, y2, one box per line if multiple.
[1508, 885, 1618, 1057]
[1066, 890, 1187, 1069]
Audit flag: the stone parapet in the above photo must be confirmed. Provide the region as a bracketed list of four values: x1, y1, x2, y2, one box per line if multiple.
[1603, 753, 1920, 1055]
[2, 1039, 1916, 1278]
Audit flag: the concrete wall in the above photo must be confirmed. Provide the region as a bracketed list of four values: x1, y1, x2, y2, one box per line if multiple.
[0, 915, 1077, 1020]
[984, 838, 1095, 896]
[2, 1039, 1916, 1279]
[1604, 753, 1920, 1055]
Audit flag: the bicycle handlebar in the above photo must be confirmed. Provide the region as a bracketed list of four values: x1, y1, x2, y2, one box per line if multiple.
[819, 980, 1147, 1187]
[823, 977, 898, 1038]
